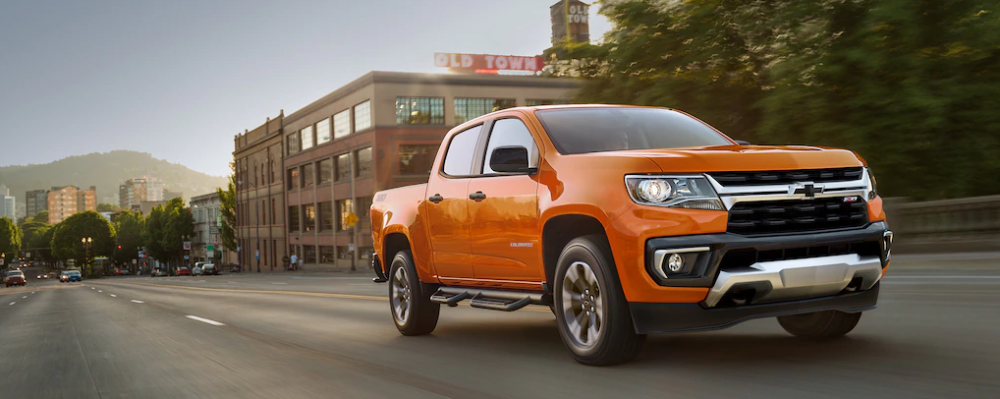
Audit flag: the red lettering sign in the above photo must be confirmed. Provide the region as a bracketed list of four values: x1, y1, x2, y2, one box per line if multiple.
[434, 53, 545, 72]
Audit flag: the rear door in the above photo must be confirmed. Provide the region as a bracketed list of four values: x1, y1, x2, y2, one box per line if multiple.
[467, 115, 544, 288]
[423, 124, 485, 281]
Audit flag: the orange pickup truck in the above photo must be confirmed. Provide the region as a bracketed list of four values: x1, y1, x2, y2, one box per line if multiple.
[370, 105, 892, 365]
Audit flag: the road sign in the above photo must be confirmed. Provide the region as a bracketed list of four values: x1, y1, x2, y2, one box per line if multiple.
[138, 251, 145, 258]
[183, 241, 191, 250]
[345, 212, 359, 228]
[210, 226, 219, 234]
[207, 244, 214, 253]
[184, 255, 189, 260]
[207, 244, 214, 258]
[255, 249, 260, 260]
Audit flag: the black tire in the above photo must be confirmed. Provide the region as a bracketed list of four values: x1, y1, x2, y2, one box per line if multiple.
[553, 235, 645, 366]
[777, 310, 862, 338]
[388, 250, 439, 336]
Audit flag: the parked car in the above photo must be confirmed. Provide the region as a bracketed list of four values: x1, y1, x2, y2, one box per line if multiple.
[192, 265, 203, 276]
[151, 268, 168, 277]
[176, 266, 191, 276]
[369, 105, 892, 366]
[60, 270, 82, 283]
[202, 263, 219, 276]
[5, 270, 27, 287]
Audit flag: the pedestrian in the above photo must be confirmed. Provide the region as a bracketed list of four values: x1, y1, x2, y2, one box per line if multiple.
[297, 257, 303, 271]
[282, 255, 290, 271]
[290, 253, 297, 272]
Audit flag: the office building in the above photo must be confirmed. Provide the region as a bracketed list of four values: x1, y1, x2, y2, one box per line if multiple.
[26, 189, 48, 218]
[234, 113, 285, 272]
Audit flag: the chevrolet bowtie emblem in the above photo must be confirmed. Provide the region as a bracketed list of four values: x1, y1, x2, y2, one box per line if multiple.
[788, 182, 822, 198]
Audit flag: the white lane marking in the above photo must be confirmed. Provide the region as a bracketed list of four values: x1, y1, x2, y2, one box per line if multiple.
[91, 287, 95, 289]
[272, 282, 288, 285]
[131, 300, 144, 304]
[291, 277, 371, 280]
[186, 315, 225, 326]
[110, 294, 117, 298]
[22, 296, 27, 299]
[8, 302, 14, 306]
[31, 292, 35, 294]
[98, 290, 103, 293]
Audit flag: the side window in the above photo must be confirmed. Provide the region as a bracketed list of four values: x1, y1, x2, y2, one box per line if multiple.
[483, 118, 539, 174]
[442, 125, 482, 176]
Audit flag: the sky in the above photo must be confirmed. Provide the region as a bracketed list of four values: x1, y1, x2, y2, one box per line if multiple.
[0, 0, 611, 177]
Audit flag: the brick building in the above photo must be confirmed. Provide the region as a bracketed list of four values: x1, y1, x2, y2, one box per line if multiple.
[233, 113, 285, 272]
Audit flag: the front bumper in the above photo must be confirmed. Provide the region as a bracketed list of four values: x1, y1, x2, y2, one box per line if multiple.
[631, 282, 880, 334]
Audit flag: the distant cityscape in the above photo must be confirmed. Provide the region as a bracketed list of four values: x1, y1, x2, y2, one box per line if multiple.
[0, 176, 186, 224]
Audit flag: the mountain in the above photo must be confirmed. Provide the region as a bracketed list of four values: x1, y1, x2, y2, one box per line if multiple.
[0, 151, 228, 208]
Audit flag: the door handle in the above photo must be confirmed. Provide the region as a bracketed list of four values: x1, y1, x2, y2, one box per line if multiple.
[428, 194, 444, 203]
[469, 191, 486, 200]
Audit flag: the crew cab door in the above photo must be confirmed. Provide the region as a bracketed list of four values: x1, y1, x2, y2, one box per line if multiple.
[423, 124, 484, 280]
[468, 116, 544, 287]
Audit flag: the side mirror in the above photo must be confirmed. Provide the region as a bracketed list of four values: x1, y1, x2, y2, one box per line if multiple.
[735, 140, 751, 146]
[489, 146, 536, 174]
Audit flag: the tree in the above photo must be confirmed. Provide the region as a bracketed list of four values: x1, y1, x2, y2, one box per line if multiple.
[142, 197, 195, 267]
[0, 217, 22, 261]
[51, 211, 116, 274]
[97, 203, 121, 213]
[31, 211, 49, 224]
[32, 224, 56, 264]
[216, 161, 237, 257]
[113, 210, 145, 265]
[143, 205, 168, 262]
[19, 220, 49, 250]
[558, 0, 1000, 200]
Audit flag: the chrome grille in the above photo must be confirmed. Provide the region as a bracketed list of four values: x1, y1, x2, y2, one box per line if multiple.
[709, 167, 864, 187]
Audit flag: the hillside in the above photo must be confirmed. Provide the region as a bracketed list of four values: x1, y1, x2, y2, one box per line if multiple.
[0, 151, 227, 208]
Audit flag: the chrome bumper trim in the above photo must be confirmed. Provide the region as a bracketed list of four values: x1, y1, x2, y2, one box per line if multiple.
[704, 254, 883, 308]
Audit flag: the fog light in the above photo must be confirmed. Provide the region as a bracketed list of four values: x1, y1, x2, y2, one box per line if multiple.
[667, 253, 684, 273]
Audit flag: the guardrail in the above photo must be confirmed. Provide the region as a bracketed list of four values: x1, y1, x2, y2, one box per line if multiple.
[883, 195, 1000, 253]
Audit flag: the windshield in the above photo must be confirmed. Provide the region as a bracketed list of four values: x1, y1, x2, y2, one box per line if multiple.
[535, 108, 733, 155]
[68, 271, 81, 276]
[10, 271, 23, 276]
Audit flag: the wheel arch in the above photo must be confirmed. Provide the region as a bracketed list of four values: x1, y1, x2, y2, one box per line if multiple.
[542, 213, 612, 289]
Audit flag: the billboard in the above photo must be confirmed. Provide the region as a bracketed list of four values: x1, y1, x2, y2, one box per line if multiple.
[550, 0, 591, 45]
[434, 53, 545, 73]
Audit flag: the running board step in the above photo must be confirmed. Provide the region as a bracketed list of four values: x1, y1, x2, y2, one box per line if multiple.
[430, 287, 547, 311]
[469, 294, 532, 311]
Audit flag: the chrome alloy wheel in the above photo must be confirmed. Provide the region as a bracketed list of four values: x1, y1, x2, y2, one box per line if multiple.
[391, 266, 412, 324]
[561, 261, 604, 349]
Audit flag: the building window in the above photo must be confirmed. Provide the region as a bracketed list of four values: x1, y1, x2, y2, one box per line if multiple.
[356, 196, 373, 230]
[287, 132, 300, 155]
[337, 246, 352, 260]
[316, 118, 331, 144]
[304, 245, 317, 263]
[318, 158, 333, 184]
[261, 199, 267, 225]
[271, 159, 277, 182]
[288, 205, 300, 232]
[336, 153, 351, 182]
[303, 204, 316, 232]
[398, 145, 438, 175]
[526, 99, 569, 106]
[271, 198, 276, 224]
[355, 147, 372, 177]
[319, 201, 334, 231]
[288, 168, 299, 190]
[354, 100, 371, 131]
[337, 199, 353, 231]
[333, 110, 350, 140]
[301, 163, 314, 187]
[396, 97, 444, 125]
[454, 98, 516, 125]
[320, 246, 335, 264]
[301, 125, 315, 150]
[359, 247, 373, 260]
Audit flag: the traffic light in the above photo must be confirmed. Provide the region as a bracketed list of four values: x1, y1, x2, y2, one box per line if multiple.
[117, 245, 122, 250]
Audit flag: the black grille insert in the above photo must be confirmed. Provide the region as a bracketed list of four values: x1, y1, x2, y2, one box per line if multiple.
[719, 241, 881, 272]
[710, 167, 863, 186]
[727, 197, 868, 235]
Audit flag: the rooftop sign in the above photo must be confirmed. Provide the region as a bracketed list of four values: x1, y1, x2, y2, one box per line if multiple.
[434, 53, 545, 72]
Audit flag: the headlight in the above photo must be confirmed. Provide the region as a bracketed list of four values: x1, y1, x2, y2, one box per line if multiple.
[866, 167, 878, 200]
[625, 176, 725, 210]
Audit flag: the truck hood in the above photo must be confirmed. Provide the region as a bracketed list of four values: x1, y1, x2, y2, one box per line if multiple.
[586, 145, 864, 173]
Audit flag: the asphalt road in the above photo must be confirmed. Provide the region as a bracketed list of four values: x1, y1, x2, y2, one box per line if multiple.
[2, 259, 999, 399]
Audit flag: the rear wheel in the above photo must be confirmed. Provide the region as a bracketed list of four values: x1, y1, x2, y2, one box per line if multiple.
[389, 250, 439, 336]
[554, 235, 645, 366]
[778, 311, 862, 338]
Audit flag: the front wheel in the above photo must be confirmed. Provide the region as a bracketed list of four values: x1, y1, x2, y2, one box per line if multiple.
[553, 235, 645, 366]
[777, 311, 862, 338]
[388, 250, 439, 336]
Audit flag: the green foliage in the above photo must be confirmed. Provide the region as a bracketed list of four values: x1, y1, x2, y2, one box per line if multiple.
[113, 210, 145, 264]
[0, 217, 22, 260]
[216, 162, 237, 253]
[557, 0, 1000, 199]
[142, 197, 194, 265]
[49, 211, 116, 267]
[20, 220, 49, 249]
[31, 211, 49, 224]
[97, 203, 121, 213]
[33, 224, 56, 263]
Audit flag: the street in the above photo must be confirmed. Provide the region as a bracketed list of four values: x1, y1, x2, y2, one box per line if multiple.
[2, 256, 1000, 399]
